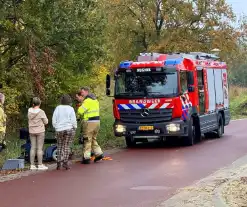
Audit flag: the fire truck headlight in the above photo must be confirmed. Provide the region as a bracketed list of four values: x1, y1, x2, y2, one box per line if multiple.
[166, 124, 180, 132]
[115, 125, 126, 133]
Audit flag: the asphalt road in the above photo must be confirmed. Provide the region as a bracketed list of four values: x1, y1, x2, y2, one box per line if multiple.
[1, 119, 247, 207]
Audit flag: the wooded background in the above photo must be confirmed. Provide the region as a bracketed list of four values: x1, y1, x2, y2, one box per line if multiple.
[1, 0, 247, 133]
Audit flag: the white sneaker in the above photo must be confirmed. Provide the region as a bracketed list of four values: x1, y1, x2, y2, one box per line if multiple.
[37, 164, 48, 170]
[30, 165, 37, 170]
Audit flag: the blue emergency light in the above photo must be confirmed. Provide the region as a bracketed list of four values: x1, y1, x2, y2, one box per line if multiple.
[164, 58, 183, 66]
[119, 61, 132, 69]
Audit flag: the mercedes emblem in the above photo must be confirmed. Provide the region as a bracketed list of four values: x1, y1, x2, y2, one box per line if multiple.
[141, 108, 150, 117]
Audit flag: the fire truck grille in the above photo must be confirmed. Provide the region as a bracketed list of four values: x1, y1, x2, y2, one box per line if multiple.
[119, 108, 173, 124]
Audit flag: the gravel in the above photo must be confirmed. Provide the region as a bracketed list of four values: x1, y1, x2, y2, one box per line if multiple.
[222, 177, 247, 207]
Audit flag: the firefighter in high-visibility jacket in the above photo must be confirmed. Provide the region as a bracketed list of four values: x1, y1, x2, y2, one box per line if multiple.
[76, 87, 104, 164]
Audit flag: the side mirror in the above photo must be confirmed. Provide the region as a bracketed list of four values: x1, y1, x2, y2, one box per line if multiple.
[106, 74, 111, 88]
[106, 88, 111, 96]
[187, 72, 194, 85]
[106, 74, 111, 96]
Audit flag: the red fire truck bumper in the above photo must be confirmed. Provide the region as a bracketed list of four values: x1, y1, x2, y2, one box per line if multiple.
[113, 119, 189, 138]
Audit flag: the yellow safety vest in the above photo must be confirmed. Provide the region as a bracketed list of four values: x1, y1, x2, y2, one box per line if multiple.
[77, 97, 100, 121]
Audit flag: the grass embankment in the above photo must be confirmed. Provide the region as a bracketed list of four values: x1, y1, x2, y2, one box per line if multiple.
[0, 97, 124, 168]
[229, 86, 247, 119]
[1, 86, 247, 167]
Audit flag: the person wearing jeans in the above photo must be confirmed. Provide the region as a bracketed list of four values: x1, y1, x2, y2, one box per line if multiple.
[28, 97, 48, 170]
[52, 94, 77, 170]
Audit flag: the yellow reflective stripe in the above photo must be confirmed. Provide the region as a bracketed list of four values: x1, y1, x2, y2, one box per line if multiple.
[81, 105, 87, 111]
[84, 110, 99, 114]
[84, 152, 91, 159]
[77, 104, 87, 117]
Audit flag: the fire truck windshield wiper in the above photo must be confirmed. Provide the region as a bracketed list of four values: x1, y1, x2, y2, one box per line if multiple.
[118, 92, 143, 97]
[146, 92, 163, 97]
[147, 92, 177, 97]
[147, 92, 162, 94]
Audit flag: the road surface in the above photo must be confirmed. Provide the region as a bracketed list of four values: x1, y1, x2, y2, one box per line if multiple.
[1, 119, 247, 207]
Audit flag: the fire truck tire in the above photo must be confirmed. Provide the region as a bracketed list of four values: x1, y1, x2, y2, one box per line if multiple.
[125, 136, 136, 148]
[194, 117, 202, 142]
[184, 118, 196, 146]
[216, 113, 224, 138]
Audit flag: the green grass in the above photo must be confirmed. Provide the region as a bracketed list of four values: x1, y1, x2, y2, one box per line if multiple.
[97, 97, 125, 149]
[0, 135, 24, 168]
[229, 86, 247, 119]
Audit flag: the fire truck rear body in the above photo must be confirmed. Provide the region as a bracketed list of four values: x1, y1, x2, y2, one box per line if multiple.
[106, 52, 230, 147]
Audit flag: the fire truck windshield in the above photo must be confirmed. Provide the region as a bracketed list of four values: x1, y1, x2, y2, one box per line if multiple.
[115, 71, 178, 98]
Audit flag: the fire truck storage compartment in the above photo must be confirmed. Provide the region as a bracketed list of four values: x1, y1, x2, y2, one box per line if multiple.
[214, 69, 224, 108]
[222, 69, 229, 108]
[206, 68, 225, 111]
[199, 68, 218, 133]
[206, 69, 216, 112]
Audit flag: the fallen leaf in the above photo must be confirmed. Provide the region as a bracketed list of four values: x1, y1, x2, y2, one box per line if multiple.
[102, 157, 113, 161]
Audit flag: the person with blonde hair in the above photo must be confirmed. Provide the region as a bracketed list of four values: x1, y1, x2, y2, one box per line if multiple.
[28, 97, 48, 170]
[0, 93, 7, 150]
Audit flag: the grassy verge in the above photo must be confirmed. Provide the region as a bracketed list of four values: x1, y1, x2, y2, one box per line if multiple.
[229, 86, 247, 119]
[0, 135, 24, 167]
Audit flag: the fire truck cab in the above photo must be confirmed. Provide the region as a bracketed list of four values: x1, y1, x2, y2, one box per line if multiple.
[105, 52, 230, 147]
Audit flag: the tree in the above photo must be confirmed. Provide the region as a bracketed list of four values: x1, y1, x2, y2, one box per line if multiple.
[104, 0, 240, 59]
[0, 0, 108, 126]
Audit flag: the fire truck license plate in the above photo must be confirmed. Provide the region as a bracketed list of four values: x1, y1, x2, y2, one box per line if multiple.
[138, 126, 154, 131]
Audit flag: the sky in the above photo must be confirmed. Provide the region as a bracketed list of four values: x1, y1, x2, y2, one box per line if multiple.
[226, 0, 247, 17]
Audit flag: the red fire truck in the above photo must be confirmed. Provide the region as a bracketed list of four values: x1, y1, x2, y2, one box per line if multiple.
[105, 52, 230, 147]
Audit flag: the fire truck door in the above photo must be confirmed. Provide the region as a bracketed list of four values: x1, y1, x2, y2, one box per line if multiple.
[197, 70, 205, 114]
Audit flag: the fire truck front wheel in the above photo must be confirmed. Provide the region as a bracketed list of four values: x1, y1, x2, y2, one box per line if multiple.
[184, 118, 196, 146]
[125, 136, 136, 148]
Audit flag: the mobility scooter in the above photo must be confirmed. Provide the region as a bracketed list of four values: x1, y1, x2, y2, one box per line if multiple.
[19, 128, 64, 162]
